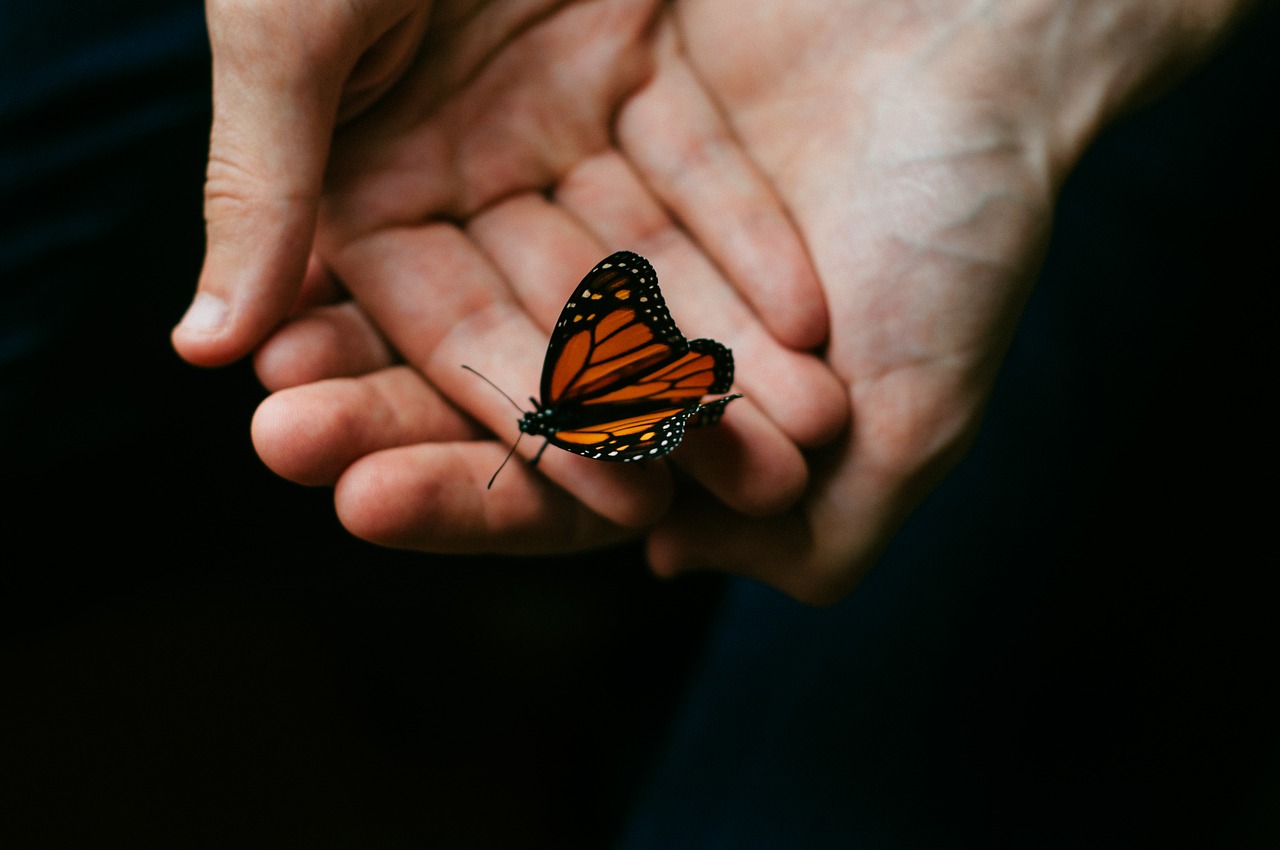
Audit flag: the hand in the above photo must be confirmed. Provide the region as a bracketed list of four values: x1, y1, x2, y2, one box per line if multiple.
[228, 1, 847, 548]
[221, 0, 1250, 602]
[633, 0, 1255, 601]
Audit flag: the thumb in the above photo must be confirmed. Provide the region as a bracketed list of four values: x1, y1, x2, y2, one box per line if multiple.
[173, 3, 353, 367]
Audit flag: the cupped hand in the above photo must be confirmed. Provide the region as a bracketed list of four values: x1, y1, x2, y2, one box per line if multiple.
[639, 0, 1253, 601]
[212, 0, 1249, 602]
[234, 1, 847, 552]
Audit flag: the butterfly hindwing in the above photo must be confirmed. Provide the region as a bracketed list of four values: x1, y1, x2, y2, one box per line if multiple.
[543, 393, 743, 462]
[544, 405, 698, 461]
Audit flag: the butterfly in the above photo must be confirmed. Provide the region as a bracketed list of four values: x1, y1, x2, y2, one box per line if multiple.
[465, 250, 742, 488]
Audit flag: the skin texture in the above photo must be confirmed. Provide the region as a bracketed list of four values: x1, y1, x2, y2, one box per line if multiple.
[176, 0, 1256, 603]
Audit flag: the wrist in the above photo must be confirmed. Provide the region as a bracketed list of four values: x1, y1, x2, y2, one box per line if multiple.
[1025, 0, 1262, 182]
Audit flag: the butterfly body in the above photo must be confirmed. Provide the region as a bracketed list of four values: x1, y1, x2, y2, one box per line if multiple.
[516, 251, 741, 464]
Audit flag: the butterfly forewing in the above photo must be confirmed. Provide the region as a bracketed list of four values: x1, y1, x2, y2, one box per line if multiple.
[580, 339, 733, 406]
[540, 252, 685, 406]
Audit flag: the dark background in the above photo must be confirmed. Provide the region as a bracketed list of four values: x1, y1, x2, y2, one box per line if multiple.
[3, 2, 1277, 847]
[1, 5, 720, 846]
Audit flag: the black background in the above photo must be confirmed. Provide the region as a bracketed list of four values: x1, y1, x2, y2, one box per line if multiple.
[3, 3, 1277, 847]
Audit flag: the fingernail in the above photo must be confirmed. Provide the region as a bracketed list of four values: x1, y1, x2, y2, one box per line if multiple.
[178, 292, 229, 333]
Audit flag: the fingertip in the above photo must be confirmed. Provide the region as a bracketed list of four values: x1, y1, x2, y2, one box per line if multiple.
[645, 526, 715, 580]
[679, 402, 808, 517]
[252, 327, 309, 392]
[172, 291, 237, 366]
[175, 226, 319, 366]
[648, 501, 858, 604]
[178, 143, 323, 366]
[176, 291, 230, 336]
[172, 281, 295, 368]
[253, 303, 393, 391]
[333, 450, 434, 547]
[251, 387, 338, 485]
[740, 239, 830, 353]
[760, 350, 851, 450]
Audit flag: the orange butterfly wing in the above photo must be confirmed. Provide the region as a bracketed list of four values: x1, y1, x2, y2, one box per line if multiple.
[518, 252, 741, 462]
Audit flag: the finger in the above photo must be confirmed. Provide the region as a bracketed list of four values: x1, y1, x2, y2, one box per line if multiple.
[617, 19, 829, 351]
[674, 402, 807, 517]
[254, 301, 396, 391]
[335, 441, 637, 554]
[467, 192, 613, 323]
[649, 419, 963, 605]
[325, 221, 676, 530]
[175, 2, 431, 366]
[646, 493, 830, 598]
[252, 366, 481, 486]
[644, 480, 876, 607]
[172, 3, 355, 366]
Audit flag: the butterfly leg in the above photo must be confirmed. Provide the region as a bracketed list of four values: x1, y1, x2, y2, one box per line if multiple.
[529, 440, 551, 467]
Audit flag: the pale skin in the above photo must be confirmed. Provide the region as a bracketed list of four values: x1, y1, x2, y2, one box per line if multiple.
[175, 0, 1256, 603]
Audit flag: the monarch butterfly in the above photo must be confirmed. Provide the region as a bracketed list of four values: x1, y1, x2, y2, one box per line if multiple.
[466, 251, 742, 488]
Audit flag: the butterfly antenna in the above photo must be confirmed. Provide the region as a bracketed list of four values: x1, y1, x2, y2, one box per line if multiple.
[487, 431, 524, 489]
[461, 364, 524, 414]
[462, 365, 530, 488]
